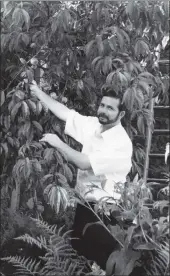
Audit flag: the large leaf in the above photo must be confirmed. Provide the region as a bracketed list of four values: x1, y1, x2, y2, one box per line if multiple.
[85, 40, 96, 57]
[21, 8, 30, 31]
[122, 87, 136, 111]
[32, 121, 43, 132]
[12, 7, 23, 26]
[0, 90, 5, 106]
[133, 242, 158, 250]
[106, 71, 116, 84]
[135, 40, 150, 57]
[96, 35, 104, 55]
[21, 33, 30, 46]
[106, 248, 141, 276]
[22, 101, 30, 119]
[11, 102, 22, 121]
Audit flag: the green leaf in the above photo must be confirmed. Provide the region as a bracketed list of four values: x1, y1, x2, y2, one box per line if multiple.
[15, 90, 25, 101]
[116, 30, 124, 51]
[22, 101, 30, 119]
[106, 248, 141, 276]
[133, 242, 158, 250]
[122, 87, 135, 111]
[91, 56, 102, 71]
[26, 197, 34, 210]
[20, 58, 27, 65]
[118, 72, 128, 87]
[21, 8, 30, 31]
[106, 71, 116, 84]
[12, 7, 23, 26]
[7, 136, 14, 147]
[3, 1, 14, 18]
[1, 143, 9, 157]
[42, 174, 54, 186]
[126, 0, 134, 19]
[27, 99, 37, 113]
[108, 36, 117, 51]
[63, 164, 73, 183]
[24, 157, 31, 179]
[32, 121, 43, 132]
[21, 33, 30, 46]
[85, 40, 95, 57]
[32, 159, 42, 175]
[137, 80, 150, 95]
[0, 90, 5, 106]
[96, 35, 104, 55]
[43, 148, 55, 163]
[136, 88, 144, 109]
[4, 115, 11, 130]
[102, 56, 112, 75]
[119, 28, 130, 46]
[135, 40, 150, 57]
[11, 102, 22, 121]
[32, 31, 42, 42]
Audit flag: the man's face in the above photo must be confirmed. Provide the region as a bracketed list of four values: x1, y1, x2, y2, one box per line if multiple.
[97, 96, 122, 125]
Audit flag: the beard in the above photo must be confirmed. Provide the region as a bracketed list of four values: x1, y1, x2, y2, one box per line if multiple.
[97, 113, 119, 125]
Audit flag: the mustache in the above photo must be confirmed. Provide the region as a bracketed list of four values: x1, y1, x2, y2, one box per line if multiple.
[98, 113, 109, 119]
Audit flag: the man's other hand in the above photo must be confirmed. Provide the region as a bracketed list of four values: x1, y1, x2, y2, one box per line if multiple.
[39, 133, 62, 148]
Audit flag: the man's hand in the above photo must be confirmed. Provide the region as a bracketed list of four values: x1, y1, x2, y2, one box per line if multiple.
[30, 81, 41, 97]
[40, 133, 63, 148]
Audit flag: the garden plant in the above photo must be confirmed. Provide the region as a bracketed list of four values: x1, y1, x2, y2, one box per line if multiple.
[0, 1, 169, 275]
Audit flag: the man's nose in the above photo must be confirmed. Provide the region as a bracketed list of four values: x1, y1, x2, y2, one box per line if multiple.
[100, 106, 108, 114]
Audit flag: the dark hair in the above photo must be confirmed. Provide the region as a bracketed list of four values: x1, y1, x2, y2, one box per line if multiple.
[101, 87, 125, 112]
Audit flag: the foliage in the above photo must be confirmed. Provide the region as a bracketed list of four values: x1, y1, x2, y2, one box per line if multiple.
[0, 1, 169, 275]
[0, 0, 169, 214]
[86, 176, 169, 275]
[1, 218, 91, 276]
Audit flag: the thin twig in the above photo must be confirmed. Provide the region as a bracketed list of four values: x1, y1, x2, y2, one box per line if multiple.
[83, 200, 124, 248]
[3, 44, 47, 93]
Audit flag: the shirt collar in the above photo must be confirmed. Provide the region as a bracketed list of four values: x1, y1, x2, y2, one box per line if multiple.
[100, 122, 123, 141]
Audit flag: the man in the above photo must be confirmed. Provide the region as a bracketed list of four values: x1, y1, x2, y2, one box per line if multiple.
[30, 82, 133, 269]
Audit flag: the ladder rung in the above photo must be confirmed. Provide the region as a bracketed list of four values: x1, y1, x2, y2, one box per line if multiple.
[149, 153, 165, 158]
[153, 129, 170, 134]
[154, 106, 170, 110]
[147, 178, 169, 183]
[158, 59, 169, 64]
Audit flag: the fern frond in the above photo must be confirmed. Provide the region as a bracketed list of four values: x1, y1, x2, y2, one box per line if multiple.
[0, 256, 41, 275]
[31, 217, 58, 235]
[15, 234, 48, 250]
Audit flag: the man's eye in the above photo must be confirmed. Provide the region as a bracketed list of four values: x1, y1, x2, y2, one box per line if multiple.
[108, 107, 113, 110]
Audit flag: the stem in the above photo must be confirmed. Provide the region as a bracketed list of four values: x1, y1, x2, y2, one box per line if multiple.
[3, 45, 47, 93]
[83, 200, 124, 248]
[143, 89, 155, 184]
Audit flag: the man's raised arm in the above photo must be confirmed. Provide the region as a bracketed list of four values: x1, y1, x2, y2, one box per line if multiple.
[30, 82, 70, 122]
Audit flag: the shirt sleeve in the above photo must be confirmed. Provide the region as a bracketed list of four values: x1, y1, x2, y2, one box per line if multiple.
[88, 143, 132, 176]
[64, 109, 96, 145]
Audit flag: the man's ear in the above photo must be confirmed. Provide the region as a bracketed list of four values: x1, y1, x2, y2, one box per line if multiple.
[119, 111, 125, 120]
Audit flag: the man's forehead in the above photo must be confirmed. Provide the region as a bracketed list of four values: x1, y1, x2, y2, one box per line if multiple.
[101, 96, 120, 106]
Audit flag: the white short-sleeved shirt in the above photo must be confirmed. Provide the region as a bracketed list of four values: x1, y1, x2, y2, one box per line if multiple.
[64, 110, 132, 202]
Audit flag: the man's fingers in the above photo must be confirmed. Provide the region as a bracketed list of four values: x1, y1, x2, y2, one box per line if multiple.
[39, 134, 48, 142]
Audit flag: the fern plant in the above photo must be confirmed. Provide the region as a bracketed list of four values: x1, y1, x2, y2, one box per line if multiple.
[1, 218, 91, 276]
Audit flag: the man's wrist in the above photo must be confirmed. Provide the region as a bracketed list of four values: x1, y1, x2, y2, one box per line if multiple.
[35, 86, 43, 96]
[56, 140, 65, 150]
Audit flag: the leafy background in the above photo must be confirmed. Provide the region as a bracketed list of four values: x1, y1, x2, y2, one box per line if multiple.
[0, 1, 169, 276]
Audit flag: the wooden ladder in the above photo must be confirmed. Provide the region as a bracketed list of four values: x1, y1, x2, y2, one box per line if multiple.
[143, 97, 169, 184]
[143, 56, 169, 184]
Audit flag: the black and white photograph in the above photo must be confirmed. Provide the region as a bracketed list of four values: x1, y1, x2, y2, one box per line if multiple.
[0, 1, 169, 275]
